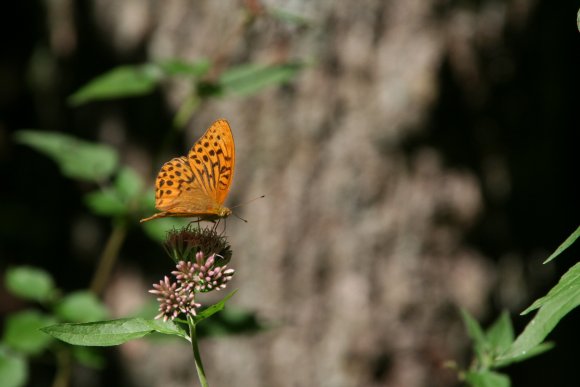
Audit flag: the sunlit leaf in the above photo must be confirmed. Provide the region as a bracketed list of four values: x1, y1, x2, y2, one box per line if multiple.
[69, 65, 162, 106]
[219, 63, 303, 96]
[115, 166, 143, 202]
[485, 311, 514, 354]
[3, 311, 56, 355]
[54, 291, 109, 323]
[197, 306, 265, 337]
[460, 309, 488, 364]
[15, 131, 118, 182]
[268, 7, 310, 26]
[157, 58, 211, 77]
[544, 225, 580, 263]
[5, 266, 56, 302]
[498, 262, 580, 361]
[192, 290, 237, 324]
[141, 205, 191, 243]
[84, 189, 126, 216]
[0, 351, 27, 387]
[493, 342, 554, 368]
[42, 318, 186, 347]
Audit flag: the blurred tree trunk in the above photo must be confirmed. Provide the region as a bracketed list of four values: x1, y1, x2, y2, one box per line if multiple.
[83, 1, 540, 386]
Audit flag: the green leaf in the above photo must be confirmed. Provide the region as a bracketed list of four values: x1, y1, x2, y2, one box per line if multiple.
[193, 290, 237, 324]
[144, 319, 187, 337]
[498, 262, 580, 361]
[465, 370, 510, 387]
[522, 261, 580, 314]
[15, 131, 118, 182]
[42, 318, 185, 346]
[577, 8, 580, 33]
[544, 225, 580, 263]
[493, 341, 554, 368]
[0, 350, 27, 387]
[54, 291, 109, 323]
[3, 311, 56, 355]
[84, 189, 126, 216]
[219, 63, 303, 97]
[485, 311, 514, 354]
[4, 266, 56, 302]
[197, 306, 265, 337]
[69, 65, 162, 106]
[460, 309, 488, 363]
[157, 58, 211, 77]
[115, 166, 143, 202]
[268, 7, 310, 26]
[141, 216, 191, 242]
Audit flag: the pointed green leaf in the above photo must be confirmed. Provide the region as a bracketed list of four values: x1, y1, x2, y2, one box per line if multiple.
[465, 370, 510, 387]
[493, 341, 554, 368]
[485, 311, 514, 354]
[522, 261, 580, 314]
[460, 309, 488, 363]
[54, 291, 109, 323]
[193, 290, 237, 324]
[42, 318, 185, 346]
[219, 63, 303, 96]
[5, 266, 56, 302]
[141, 216, 191, 242]
[69, 65, 162, 106]
[144, 319, 187, 337]
[3, 311, 56, 355]
[197, 307, 266, 337]
[268, 7, 310, 26]
[15, 131, 118, 182]
[498, 262, 580, 361]
[115, 166, 143, 202]
[544, 225, 580, 263]
[157, 58, 211, 77]
[84, 189, 126, 216]
[0, 350, 27, 387]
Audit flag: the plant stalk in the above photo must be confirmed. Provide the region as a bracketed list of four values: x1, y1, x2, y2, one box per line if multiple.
[189, 316, 209, 387]
[90, 218, 128, 295]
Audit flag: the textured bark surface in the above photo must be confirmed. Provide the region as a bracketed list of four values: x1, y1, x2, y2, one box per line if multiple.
[85, 1, 537, 386]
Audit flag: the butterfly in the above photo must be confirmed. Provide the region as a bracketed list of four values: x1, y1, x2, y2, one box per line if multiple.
[140, 119, 235, 223]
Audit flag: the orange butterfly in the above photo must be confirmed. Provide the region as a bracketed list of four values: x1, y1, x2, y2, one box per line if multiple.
[140, 119, 235, 223]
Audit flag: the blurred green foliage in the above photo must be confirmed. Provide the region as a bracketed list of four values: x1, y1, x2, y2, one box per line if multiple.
[460, 225, 580, 386]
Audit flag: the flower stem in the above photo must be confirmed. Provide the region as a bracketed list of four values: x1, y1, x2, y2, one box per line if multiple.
[188, 316, 209, 387]
[90, 218, 127, 295]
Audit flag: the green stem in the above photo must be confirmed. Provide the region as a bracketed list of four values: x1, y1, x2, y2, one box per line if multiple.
[188, 316, 209, 387]
[52, 347, 71, 387]
[90, 218, 128, 295]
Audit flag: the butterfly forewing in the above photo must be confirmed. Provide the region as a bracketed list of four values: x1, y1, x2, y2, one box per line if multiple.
[186, 119, 235, 205]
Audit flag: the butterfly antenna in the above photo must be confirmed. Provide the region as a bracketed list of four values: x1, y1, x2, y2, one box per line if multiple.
[233, 212, 248, 223]
[230, 195, 266, 210]
[230, 194, 265, 223]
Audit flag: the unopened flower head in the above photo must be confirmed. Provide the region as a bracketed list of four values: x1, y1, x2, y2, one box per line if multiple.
[163, 225, 232, 264]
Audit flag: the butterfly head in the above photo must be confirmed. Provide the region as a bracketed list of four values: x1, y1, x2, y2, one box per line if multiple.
[218, 207, 232, 218]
